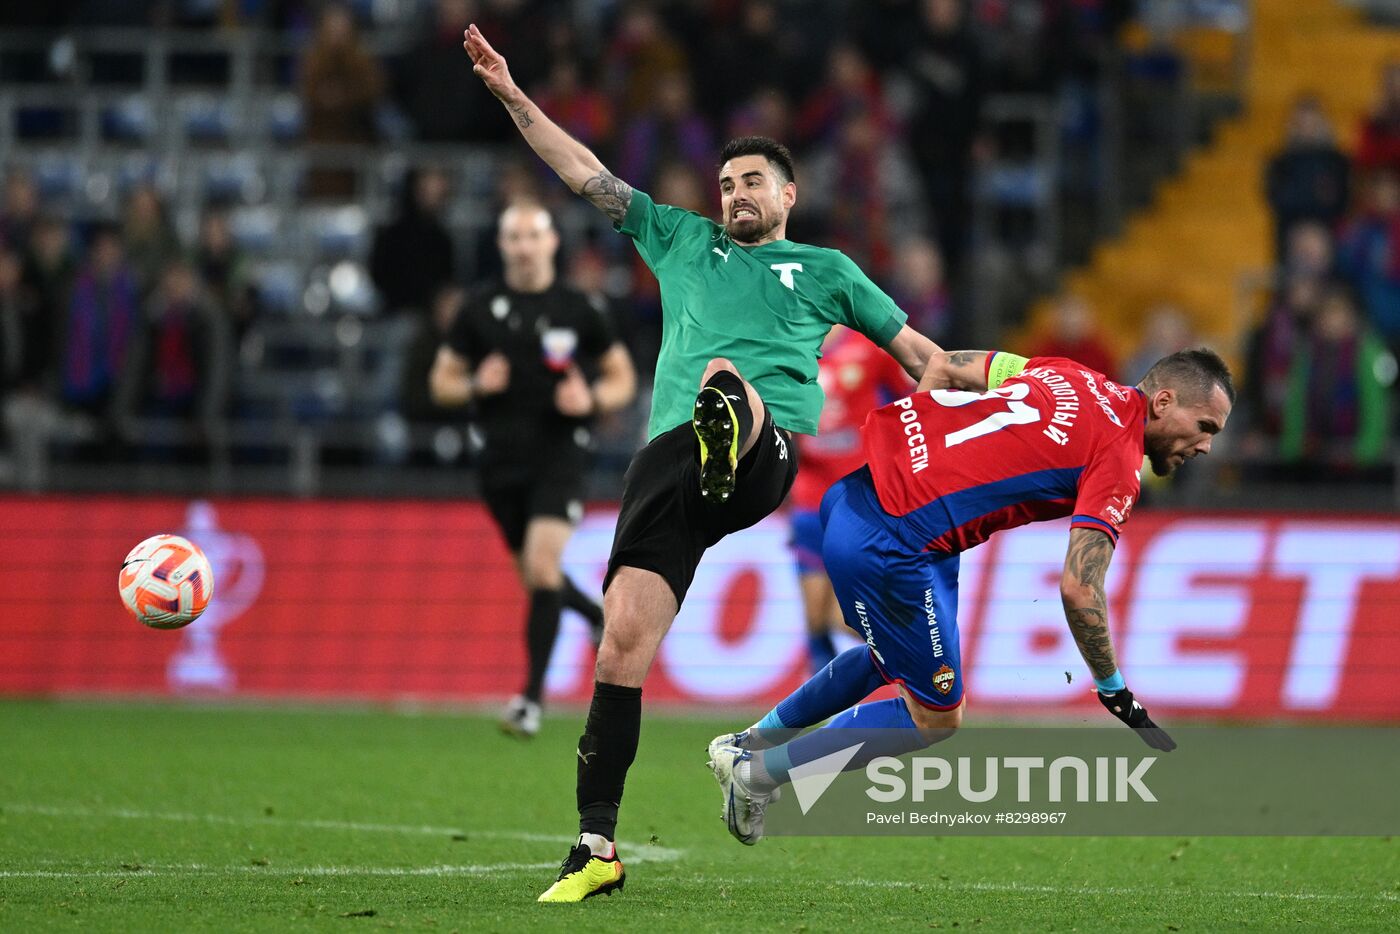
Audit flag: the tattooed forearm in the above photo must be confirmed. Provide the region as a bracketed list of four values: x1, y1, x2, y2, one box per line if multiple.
[947, 350, 986, 367]
[508, 102, 534, 128]
[1066, 606, 1117, 679]
[1062, 529, 1118, 679]
[579, 171, 634, 223]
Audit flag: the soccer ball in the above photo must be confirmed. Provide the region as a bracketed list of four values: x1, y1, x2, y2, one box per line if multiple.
[118, 534, 216, 629]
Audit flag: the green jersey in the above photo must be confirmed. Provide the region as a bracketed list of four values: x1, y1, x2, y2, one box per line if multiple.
[617, 190, 908, 438]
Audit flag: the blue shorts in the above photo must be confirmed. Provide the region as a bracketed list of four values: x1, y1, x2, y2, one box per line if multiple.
[788, 508, 824, 574]
[819, 467, 964, 709]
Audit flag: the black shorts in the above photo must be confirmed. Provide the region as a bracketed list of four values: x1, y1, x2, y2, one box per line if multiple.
[480, 459, 586, 553]
[605, 410, 798, 607]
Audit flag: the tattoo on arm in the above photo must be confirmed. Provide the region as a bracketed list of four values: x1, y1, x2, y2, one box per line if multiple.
[1063, 530, 1117, 679]
[508, 102, 534, 129]
[947, 350, 984, 367]
[579, 171, 634, 223]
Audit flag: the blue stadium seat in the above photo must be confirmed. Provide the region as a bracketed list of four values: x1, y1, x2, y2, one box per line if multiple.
[266, 95, 303, 143]
[228, 205, 282, 256]
[101, 95, 155, 143]
[252, 261, 304, 314]
[32, 154, 85, 201]
[301, 206, 371, 260]
[180, 94, 236, 144]
[201, 153, 267, 203]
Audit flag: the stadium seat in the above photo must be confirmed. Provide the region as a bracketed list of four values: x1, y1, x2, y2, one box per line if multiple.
[200, 153, 268, 203]
[251, 261, 304, 315]
[31, 154, 85, 202]
[265, 95, 303, 144]
[300, 206, 371, 261]
[100, 95, 155, 143]
[179, 94, 237, 144]
[228, 205, 283, 256]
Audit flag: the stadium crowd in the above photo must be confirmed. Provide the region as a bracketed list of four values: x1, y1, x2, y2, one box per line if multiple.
[0, 0, 1394, 487]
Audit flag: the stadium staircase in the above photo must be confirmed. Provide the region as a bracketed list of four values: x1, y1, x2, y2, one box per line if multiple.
[1017, 0, 1398, 362]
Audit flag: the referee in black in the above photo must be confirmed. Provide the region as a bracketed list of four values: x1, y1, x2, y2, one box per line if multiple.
[431, 200, 637, 737]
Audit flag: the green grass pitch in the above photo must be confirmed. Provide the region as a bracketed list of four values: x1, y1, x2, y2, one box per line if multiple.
[2, 700, 1396, 932]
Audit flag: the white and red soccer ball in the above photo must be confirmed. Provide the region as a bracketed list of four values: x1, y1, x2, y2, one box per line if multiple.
[118, 535, 215, 629]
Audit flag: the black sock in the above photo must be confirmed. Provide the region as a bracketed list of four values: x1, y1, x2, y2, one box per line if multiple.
[576, 681, 643, 838]
[522, 587, 563, 703]
[561, 574, 604, 633]
[702, 369, 754, 450]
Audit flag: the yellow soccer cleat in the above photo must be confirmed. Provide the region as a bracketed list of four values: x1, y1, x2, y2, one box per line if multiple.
[536, 840, 626, 903]
[693, 385, 740, 502]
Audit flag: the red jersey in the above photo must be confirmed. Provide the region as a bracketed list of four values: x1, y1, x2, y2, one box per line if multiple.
[792, 329, 912, 510]
[862, 354, 1146, 553]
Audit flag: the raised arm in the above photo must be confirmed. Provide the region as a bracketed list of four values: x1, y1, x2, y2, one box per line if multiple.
[464, 25, 633, 223]
[1061, 528, 1176, 751]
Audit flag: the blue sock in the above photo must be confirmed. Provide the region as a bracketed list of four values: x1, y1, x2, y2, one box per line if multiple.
[806, 632, 837, 675]
[756, 646, 885, 733]
[759, 698, 934, 786]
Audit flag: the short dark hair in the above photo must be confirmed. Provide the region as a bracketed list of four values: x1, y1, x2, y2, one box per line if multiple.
[1142, 347, 1236, 405]
[719, 136, 796, 185]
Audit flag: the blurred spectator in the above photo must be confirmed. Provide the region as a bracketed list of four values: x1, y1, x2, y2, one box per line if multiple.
[1122, 303, 1195, 384]
[1282, 220, 1337, 283]
[904, 0, 986, 270]
[793, 42, 890, 150]
[0, 247, 43, 392]
[122, 185, 180, 297]
[617, 72, 715, 192]
[887, 236, 953, 343]
[60, 226, 138, 416]
[604, 5, 689, 116]
[1336, 169, 1400, 347]
[1265, 94, 1351, 261]
[1278, 288, 1396, 471]
[1242, 275, 1323, 452]
[801, 110, 925, 278]
[401, 283, 465, 425]
[0, 171, 39, 255]
[1029, 294, 1118, 377]
[398, 0, 511, 143]
[20, 217, 75, 350]
[533, 60, 615, 158]
[1356, 59, 1400, 173]
[370, 167, 455, 317]
[698, 0, 799, 123]
[849, 0, 922, 72]
[727, 86, 793, 143]
[470, 159, 544, 282]
[195, 206, 256, 340]
[117, 259, 231, 452]
[301, 4, 384, 199]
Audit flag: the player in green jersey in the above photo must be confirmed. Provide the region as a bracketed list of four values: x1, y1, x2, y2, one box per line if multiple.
[464, 24, 944, 902]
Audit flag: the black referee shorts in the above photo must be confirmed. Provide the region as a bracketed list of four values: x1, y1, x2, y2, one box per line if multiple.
[480, 458, 587, 554]
[605, 409, 798, 608]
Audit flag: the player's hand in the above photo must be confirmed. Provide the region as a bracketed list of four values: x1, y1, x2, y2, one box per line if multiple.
[554, 365, 595, 417]
[473, 353, 510, 397]
[1097, 687, 1176, 751]
[463, 24, 518, 102]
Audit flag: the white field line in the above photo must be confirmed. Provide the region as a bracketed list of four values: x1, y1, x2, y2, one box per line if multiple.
[850, 878, 1400, 904]
[3, 802, 573, 844]
[1, 801, 687, 874]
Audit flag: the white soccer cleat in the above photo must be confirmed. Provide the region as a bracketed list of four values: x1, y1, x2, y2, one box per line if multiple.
[499, 695, 541, 738]
[707, 729, 750, 764]
[706, 743, 778, 846]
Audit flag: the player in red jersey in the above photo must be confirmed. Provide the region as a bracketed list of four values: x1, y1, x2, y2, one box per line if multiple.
[790, 328, 913, 673]
[708, 347, 1234, 844]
